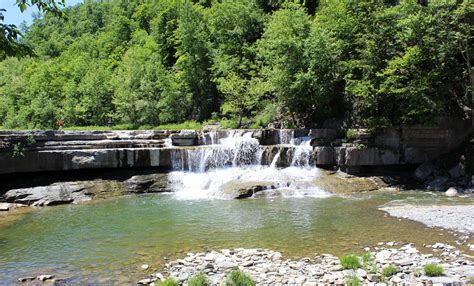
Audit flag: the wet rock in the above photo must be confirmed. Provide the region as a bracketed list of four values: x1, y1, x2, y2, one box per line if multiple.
[448, 163, 465, 179]
[415, 162, 435, 182]
[37, 274, 54, 282]
[426, 176, 450, 192]
[218, 181, 274, 199]
[18, 276, 35, 282]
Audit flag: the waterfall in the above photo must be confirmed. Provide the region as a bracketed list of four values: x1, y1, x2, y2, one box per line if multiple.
[290, 137, 313, 168]
[165, 129, 328, 200]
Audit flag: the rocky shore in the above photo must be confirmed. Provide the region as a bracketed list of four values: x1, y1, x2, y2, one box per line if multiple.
[137, 243, 474, 285]
[380, 204, 474, 234]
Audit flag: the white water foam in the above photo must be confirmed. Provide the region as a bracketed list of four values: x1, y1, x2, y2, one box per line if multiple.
[167, 130, 329, 200]
[169, 166, 329, 200]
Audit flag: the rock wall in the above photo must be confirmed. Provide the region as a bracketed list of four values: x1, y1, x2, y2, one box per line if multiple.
[0, 118, 471, 175]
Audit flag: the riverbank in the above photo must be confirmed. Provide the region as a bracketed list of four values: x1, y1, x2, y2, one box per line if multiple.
[380, 204, 474, 234]
[135, 244, 474, 285]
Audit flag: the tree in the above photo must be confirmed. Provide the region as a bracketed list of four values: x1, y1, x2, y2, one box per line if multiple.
[1, 0, 66, 59]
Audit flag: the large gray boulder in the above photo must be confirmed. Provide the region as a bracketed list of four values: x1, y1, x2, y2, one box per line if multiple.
[3, 182, 94, 206]
[426, 176, 450, 192]
[125, 173, 169, 193]
[414, 162, 435, 182]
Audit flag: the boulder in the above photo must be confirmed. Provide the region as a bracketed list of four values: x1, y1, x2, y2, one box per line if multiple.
[414, 162, 435, 182]
[218, 181, 275, 199]
[448, 163, 465, 179]
[445, 187, 458, 197]
[426, 176, 450, 192]
[125, 174, 169, 193]
[3, 180, 123, 206]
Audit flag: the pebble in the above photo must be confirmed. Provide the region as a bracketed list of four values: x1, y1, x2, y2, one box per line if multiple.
[137, 244, 474, 285]
[141, 264, 149, 270]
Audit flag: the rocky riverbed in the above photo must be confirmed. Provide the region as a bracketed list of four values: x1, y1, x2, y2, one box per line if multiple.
[380, 204, 474, 234]
[137, 243, 474, 285]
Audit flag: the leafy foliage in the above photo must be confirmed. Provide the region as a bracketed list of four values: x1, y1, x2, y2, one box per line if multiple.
[0, 0, 471, 130]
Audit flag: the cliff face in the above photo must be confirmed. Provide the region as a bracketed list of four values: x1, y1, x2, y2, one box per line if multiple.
[0, 118, 471, 175]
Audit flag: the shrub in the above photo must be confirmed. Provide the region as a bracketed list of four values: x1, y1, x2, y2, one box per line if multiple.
[188, 272, 209, 286]
[346, 275, 360, 286]
[340, 255, 361, 270]
[424, 263, 444, 277]
[346, 129, 358, 140]
[382, 265, 397, 277]
[159, 278, 179, 286]
[224, 270, 256, 286]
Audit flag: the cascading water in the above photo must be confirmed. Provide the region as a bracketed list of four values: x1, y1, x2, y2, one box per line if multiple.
[167, 130, 329, 200]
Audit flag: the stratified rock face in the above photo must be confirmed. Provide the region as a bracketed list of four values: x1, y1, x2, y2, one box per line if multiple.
[314, 147, 335, 165]
[343, 147, 399, 166]
[170, 130, 198, 146]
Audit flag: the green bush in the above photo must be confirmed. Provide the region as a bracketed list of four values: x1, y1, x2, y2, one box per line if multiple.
[424, 263, 444, 277]
[382, 265, 397, 277]
[346, 129, 358, 140]
[224, 270, 256, 286]
[188, 272, 209, 286]
[158, 278, 179, 286]
[340, 255, 361, 270]
[346, 275, 360, 286]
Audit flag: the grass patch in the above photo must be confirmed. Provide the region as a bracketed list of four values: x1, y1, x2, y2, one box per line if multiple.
[382, 265, 397, 277]
[158, 278, 179, 286]
[340, 255, 361, 270]
[187, 272, 209, 286]
[153, 121, 204, 130]
[224, 270, 256, 286]
[424, 263, 444, 277]
[346, 275, 360, 286]
[362, 252, 376, 273]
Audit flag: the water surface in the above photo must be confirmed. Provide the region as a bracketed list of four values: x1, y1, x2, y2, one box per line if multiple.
[0, 190, 468, 284]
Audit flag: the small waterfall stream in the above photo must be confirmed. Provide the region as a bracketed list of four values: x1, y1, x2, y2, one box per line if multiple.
[166, 130, 328, 199]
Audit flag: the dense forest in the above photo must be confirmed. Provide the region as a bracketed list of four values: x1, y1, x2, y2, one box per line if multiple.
[0, 0, 472, 130]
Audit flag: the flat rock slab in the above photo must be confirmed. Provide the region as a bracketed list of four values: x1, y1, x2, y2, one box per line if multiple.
[380, 205, 474, 233]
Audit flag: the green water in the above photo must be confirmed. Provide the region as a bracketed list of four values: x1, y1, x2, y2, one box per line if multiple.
[0, 191, 469, 284]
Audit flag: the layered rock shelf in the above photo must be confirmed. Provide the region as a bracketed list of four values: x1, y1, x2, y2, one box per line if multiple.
[0, 117, 470, 175]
